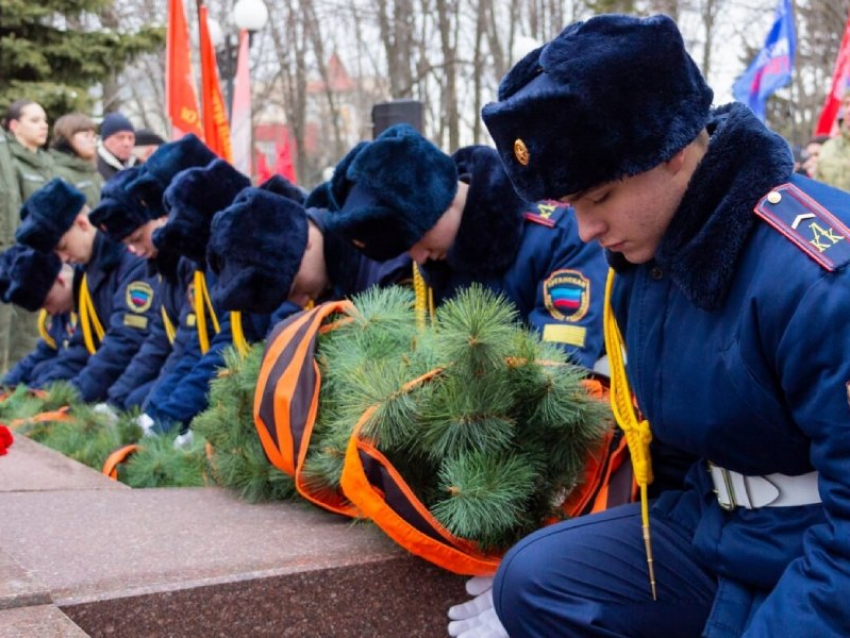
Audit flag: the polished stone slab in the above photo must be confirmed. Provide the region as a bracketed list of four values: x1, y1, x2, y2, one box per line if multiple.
[0, 487, 466, 637]
[0, 436, 126, 493]
[0, 604, 89, 638]
[0, 549, 51, 611]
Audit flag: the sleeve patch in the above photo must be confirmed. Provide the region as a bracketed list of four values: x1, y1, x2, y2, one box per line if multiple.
[124, 314, 149, 329]
[543, 324, 587, 348]
[126, 281, 154, 313]
[524, 201, 568, 227]
[754, 183, 850, 271]
[543, 269, 591, 322]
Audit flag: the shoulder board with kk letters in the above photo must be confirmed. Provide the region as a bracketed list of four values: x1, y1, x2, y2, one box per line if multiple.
[524, 201, 567, 228]
[753, 183, 850, 271]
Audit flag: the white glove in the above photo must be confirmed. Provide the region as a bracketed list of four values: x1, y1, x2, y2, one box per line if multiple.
[135, 413, 156, 438]
[93, 402, 118, 424]
[448, 577, 508, 638]
[173, 430, 194, 450]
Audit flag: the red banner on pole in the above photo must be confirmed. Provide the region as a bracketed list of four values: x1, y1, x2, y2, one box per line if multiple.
[198, 4, 233, 161]
[815, 11, 850, 136]
[166, 0, 203, 140]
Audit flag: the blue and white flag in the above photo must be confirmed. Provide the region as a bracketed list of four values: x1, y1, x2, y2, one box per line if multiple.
[732, 0, 796, 121]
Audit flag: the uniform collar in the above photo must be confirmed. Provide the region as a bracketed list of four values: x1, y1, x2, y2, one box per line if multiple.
[446, 146, 526, 276]
[612, 103, 794, 311]
[6, 133, 51, 169]
[85, 232, 126, 290]
[312, 208, 360, 299]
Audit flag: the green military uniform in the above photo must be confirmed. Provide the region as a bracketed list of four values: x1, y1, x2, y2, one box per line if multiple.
[4, 132, 54, 372]
[49, 149, 102, 208]
[0, 134, 22, 374]
[814, 129, 850, 193]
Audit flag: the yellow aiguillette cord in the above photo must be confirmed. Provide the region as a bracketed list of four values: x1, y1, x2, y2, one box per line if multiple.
[161, 306, 176, 345]
[230, 310, 249, 358]
[412, 263, 435, 330]
[603, 268, 657, 600]
[37, 310, 57, 350]
[79, 273, 105, 355]
[194, 270, 221, 354]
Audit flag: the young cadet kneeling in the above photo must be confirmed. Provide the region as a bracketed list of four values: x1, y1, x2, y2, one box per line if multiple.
[468, 13, 850, 638]
[15, 180, 156, 402]
[89, 135, 218, 410]
[131, 158, 251, 436]
[206, 180, 412, 322]
[325, 124, 607, 369]
[0, 245, 76, 387]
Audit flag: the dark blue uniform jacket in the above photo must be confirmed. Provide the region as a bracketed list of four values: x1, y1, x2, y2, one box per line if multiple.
[36, 234, 156, 401]
[612, 104, 850, 637]
[420, 147, 606, 369]
[108, 257, 196, 409]
[143, 207, 412, 434]
[3, 312, 77, 386]
[142, 266, 224, 433]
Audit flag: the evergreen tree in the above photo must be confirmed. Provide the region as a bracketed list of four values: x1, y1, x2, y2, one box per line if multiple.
[0, 0, 163, 119]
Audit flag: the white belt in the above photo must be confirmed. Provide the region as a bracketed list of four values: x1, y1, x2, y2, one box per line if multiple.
[708, 463, 820, 510]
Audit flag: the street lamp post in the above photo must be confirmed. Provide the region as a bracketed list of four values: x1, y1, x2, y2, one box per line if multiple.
[211, 0, 269, 118]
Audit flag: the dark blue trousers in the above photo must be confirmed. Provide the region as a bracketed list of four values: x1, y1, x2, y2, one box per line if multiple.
[494, 502, 717, 637]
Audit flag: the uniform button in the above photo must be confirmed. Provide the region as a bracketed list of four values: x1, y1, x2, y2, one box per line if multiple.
[767, 191, 782, 204]
[650, 266, 664, 280]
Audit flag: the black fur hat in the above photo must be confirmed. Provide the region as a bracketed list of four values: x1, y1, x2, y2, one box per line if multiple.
[89, 167, 159, 242]
[482, 14, 714, 201]
[0, 245, 63, 312]
[152, 159, 251, 266]
[325, 125, 458, 260]
[16, 179, 87, 253]
[124, 134, 217, 216]
[208, 188, 308, 313]
[257, 174, 306, 204]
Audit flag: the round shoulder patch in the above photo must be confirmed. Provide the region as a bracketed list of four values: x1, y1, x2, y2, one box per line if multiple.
[126, 281, 154, 313]
[543, 269, 590, 322]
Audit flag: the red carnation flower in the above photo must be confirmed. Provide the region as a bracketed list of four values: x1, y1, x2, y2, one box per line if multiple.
[0, 424, 13, 455]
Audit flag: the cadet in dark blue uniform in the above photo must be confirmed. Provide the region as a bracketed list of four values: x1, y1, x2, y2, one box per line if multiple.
[0, 246, 78, 386]
[325, 124, 607, 369]
[208, 181, 412, 325]
[466, 14, 850, 638]
[88, 135, 218, 410]
[135, 158, 250, 435]
[15, 179, 156, 402]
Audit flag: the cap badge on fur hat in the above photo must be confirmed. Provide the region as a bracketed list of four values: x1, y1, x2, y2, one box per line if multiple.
[514, 139, 530, 166]
[482, 14, 714, 201]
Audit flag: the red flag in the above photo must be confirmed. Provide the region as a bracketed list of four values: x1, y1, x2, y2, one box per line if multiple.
[166, 0, 203, 140]
[273, 137, 298, 184]
[231, 30, 253, 175]
[256, 149, 272, 183]
[815, 11, 850, 136]
[198, 4, 232, 162]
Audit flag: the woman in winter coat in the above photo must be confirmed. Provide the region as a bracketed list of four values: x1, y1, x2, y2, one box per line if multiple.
[2, 99, 54, 203]
[49, 113, 103, 207]
[1, 99, 55, 370]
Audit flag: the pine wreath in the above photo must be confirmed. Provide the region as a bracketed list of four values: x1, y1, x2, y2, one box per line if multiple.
[191, 344, 296, 502]
[246, 284, 612, 553]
